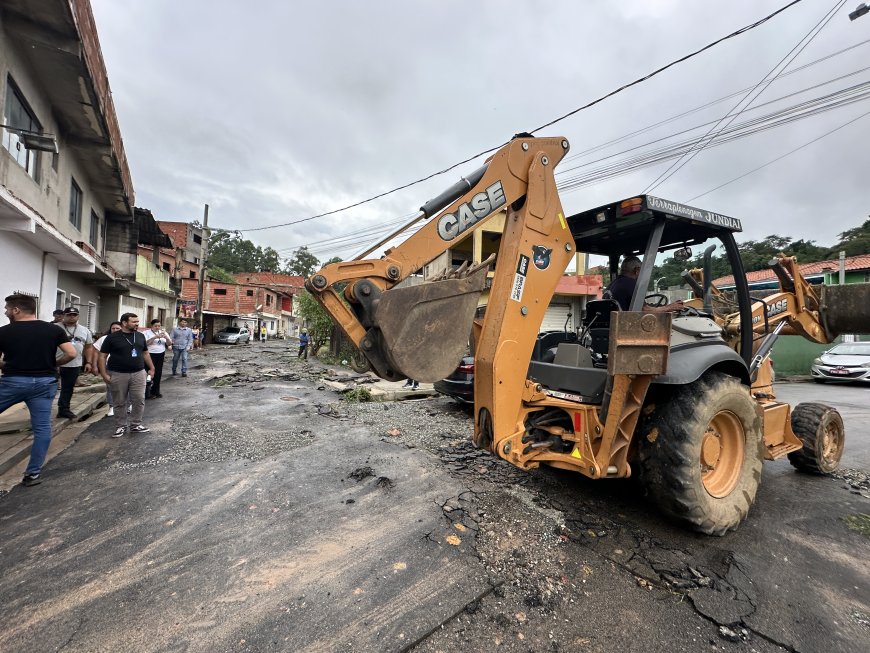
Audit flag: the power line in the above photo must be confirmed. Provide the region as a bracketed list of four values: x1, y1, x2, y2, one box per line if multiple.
[686, 108, 870, 202]
[238, 0, 807, 234]
[643, 0, 846, 194]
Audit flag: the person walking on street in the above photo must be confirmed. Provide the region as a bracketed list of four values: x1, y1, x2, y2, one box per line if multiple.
[298, 329, 309, 359]
[92, 322, 122, 416]
[143, 318, 170, 398]
[260, 324, 267, 343]
[98, 313, 154, 438]
[55, 306, 94, 419]
[0, 294, 76, 486]
[170, 318, 194, 377]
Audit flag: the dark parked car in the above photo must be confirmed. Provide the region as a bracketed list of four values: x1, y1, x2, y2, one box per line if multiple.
[434, 356, 474, 403]
[434, 331, 578, 403]
[811, 341, 870, 383]
[214, 326, 251, 344]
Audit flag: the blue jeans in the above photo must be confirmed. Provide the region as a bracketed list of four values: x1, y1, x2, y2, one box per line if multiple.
[172, 348, 188, 374]
[0, 376, 58, 476]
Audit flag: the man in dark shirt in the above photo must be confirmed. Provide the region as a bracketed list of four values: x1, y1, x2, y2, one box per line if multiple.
[0, 294, 77, 486]
[606, 256, 684, 313]
[98, 312, 155, 438]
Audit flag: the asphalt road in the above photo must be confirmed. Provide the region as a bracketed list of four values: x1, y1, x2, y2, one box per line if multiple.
[0, 348, 867, 653]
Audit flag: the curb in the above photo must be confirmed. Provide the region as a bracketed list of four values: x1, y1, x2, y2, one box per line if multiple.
[0, 392, 106, 477]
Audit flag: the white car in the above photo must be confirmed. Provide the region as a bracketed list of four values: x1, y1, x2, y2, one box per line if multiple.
[811, 341, 870, 383]
[214, 326, 251, 344]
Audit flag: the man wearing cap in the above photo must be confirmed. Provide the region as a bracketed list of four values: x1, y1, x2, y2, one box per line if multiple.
[52, 309, 64, 323]
[55, 306, 94, 419]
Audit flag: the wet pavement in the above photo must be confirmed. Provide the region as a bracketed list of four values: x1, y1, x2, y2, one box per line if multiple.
[0, 343, 867, 652]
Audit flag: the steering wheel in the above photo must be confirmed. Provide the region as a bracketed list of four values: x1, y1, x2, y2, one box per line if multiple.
[644, 293, 669, 307]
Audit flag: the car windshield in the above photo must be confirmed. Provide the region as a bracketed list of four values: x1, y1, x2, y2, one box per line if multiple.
[222, 327, 241, 334]
[829, 343, 870, 356]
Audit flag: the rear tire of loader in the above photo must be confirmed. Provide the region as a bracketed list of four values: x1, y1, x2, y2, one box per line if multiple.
[787, 402, 844, 474]
[638, 372, 764, 536]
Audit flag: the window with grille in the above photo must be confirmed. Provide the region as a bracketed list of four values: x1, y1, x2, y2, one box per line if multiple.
[69, 179, 83, 230]
[2, 77, 40, 180]
[89, 210, 100, 247]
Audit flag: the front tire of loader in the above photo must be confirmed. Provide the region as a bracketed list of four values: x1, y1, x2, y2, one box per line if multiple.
[638, 372, 764, 536]
[787, 402, 844, 474]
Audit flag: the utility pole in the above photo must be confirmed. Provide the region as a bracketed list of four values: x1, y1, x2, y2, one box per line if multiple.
[195, 204, 209, 332]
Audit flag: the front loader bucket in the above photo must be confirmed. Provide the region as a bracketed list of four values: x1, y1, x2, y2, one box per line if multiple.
[368, 261, 491, 383]
[820, 283, 870, 337]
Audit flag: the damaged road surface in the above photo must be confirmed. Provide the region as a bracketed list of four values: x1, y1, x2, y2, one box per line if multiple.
[0, 342, 868, 652]
[0, 345, 492, 652]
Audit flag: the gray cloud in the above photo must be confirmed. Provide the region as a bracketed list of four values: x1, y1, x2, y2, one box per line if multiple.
[92, 0, 870, 261]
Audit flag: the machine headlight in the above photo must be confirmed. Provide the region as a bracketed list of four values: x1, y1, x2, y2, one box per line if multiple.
[812, 358, 822, 366]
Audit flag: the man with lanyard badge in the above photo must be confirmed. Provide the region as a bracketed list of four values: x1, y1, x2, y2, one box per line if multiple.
[55, 306, 94, 419]
[98, 312, 155, 438]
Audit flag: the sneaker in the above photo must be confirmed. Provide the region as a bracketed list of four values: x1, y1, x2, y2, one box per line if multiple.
[181, 372, 187, 377]
[22, 473, 41, 487]
[402, 382, 412, 388]
[57, 409, 76, 419]
[154, 393, 163, 398]
[112, 427, 125, 438]
[171, 371, 177, 376]
[107, 407, 114, 417]
[130, 425, 151, 433]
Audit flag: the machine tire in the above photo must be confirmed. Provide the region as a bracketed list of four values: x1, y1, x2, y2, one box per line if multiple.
[638, 372, 764, 536]
[787, 403, 844, 474]
[812, 378, 826, 384]
[349, 348, 371, 374]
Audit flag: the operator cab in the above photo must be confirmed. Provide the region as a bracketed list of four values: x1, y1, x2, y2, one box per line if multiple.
[527, 195, 754, 400]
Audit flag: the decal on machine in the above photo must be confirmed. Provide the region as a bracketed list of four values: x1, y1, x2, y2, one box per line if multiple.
[511, 255, 529, 302]
[532, 245, 552, 271]
[437, 181, 507, 241]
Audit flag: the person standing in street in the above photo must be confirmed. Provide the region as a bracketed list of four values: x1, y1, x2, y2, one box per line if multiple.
[298, 329, 309, 359]
[0, 294, 77, 486]
[97, 313, 154, 438]
[260, 324, 267, 343]
[170, 318, 194, 377]
[92, 321, 122, 416]
[143, 318, 170, 398]
[55, 306, 94, 419]
[52, 309, 64, 323]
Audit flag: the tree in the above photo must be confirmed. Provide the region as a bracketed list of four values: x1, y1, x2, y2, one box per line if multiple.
[207, 266, 236, 283]
[208, 232, 281, 273]
[284, 246, 320, 277]
[295, 290, 333, 356]
[828, 218, 870, 257]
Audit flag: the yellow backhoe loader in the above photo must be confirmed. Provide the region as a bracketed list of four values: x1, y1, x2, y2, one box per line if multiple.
[306, 134, 870, 535]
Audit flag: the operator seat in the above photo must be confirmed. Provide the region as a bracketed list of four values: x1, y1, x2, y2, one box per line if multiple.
[583, 299, 621, 356]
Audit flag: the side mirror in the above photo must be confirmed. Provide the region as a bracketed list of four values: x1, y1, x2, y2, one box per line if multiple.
[673, 246, 693, 261]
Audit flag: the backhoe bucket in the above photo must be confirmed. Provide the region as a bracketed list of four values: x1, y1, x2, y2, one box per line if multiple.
[370, 262, 491, 383]
[820, 283, 870, 337]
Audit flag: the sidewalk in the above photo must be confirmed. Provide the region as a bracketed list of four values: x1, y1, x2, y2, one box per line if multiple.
[0, 383, 107, 478]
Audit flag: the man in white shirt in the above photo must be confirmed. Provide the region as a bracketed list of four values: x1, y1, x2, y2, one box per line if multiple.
[143, 318, 171, 398]
[55, 307, 94, 419]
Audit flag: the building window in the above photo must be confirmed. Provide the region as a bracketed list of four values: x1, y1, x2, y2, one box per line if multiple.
[246, 289, 254, 296]
[2, 77, 41, 180]
[189, 270, 196, 279]
[193, 234, 202, 245]
[69, 293, 80, 310]
[214, 288, 227, 295]
[266, 295, 272, 306]
[89, 210, 100, 247]
[69, 179, 83, 230]
[55, 290, 66, 310]
[162, 262, 171, 271]
[86, 302, 97, 331]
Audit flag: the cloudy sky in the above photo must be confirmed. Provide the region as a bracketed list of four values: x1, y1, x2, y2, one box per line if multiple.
[90, 0, 870, 265]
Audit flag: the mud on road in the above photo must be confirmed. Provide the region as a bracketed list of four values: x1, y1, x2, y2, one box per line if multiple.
[0, 342, 867, 653]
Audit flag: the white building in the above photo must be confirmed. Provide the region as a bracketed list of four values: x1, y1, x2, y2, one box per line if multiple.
[0, 0, 134, 328]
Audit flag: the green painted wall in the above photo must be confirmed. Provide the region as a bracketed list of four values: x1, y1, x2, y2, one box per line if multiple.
[770, 336, 834, 377]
